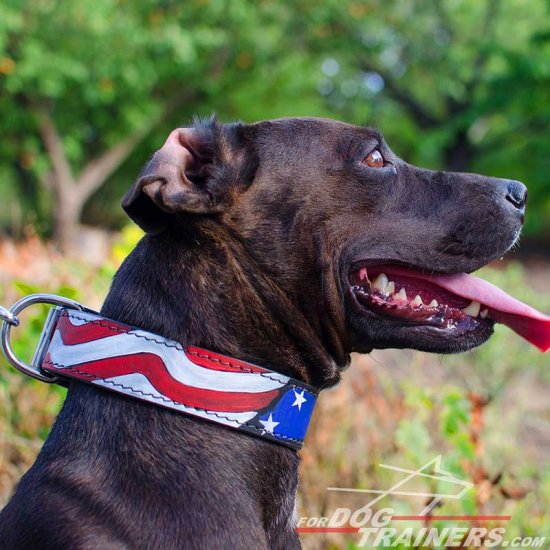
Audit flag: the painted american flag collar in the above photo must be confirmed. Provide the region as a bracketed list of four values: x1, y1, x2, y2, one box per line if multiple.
[1, 297, 318, 451]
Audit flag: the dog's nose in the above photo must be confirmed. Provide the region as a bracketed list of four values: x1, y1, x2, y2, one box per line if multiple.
[505, 180, 528, 211]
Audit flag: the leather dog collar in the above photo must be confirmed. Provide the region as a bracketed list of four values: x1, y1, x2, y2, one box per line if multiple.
[36, 307, 317, 450]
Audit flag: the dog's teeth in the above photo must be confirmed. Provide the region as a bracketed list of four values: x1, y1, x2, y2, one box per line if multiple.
[372, 273, 389, 293]
[359, 267, 368, 281]
[462, 300, 481, 317]
[429, 299, 439, 308]
[411, 295, 423, 307]
[397, 288, 407, 301]
[386, 281, 395, 295]
[480, 308, 489, 319]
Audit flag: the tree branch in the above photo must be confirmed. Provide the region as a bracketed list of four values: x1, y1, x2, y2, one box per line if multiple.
[359, 60, 440, 128]
[75, 89, 197, 202]
[36, 109, 75, 192]
[75, 129, 146, 200]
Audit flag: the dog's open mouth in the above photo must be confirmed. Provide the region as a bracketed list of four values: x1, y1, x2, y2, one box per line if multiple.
[349, 263, 550, 352]
[350, 267, 487, 330]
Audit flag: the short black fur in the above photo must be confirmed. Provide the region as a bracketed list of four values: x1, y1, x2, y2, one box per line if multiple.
[0, 116, 526, 549]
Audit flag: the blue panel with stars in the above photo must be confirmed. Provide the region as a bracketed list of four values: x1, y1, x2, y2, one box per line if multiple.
[256, 387, 317, 446]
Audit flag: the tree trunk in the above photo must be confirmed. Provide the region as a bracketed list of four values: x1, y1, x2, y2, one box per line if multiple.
[37, 109, 147, 254]
[443, 129, 475, 173]
[36, 89, 195, 253]
[52, 191, 83, 254]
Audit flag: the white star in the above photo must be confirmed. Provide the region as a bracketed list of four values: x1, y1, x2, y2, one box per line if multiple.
[292, 389, 307, 411]
[259, 414, 279, 435]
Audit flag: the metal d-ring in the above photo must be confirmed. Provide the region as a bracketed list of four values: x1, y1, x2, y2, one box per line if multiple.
[1, 293, 84, 383]
[0, 306, 20, 327]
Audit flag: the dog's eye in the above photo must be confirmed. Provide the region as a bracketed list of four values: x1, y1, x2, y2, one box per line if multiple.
[363, 149, 385, 168]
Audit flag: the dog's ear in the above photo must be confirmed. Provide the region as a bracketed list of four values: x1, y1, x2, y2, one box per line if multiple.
[122, 126, 234, 234]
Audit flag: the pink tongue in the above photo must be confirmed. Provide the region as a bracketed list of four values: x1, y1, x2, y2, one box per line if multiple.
[377, 265, 550, 352]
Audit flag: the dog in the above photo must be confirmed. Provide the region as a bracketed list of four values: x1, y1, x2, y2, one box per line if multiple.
[0, 117, 529, 549]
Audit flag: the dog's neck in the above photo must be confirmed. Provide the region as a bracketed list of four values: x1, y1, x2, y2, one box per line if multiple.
[102, 225, 344, 387]
[40, 226, 342, 546]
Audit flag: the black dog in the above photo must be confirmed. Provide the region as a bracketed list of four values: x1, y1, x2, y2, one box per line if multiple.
[0, 117, 526, 549]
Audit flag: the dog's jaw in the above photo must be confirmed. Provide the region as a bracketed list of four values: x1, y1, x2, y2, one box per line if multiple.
[344, 262, 494, 354]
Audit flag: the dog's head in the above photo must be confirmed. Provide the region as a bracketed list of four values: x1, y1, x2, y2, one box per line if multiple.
[123, 117, 542, 373]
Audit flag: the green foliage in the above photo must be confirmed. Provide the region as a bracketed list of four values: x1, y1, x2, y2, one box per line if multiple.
[111, 224, 144, 265]
[0, 0, 549, 237]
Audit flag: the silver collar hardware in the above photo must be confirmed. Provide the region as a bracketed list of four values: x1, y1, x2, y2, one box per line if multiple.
[0, 306, 20, 326]
[0, 294, 85, 383]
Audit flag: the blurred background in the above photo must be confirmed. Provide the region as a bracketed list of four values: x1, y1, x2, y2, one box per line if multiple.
[0, 1, 549, 547]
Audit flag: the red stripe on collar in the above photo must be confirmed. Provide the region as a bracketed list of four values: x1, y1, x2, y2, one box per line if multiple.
[39, 308, 317, 450]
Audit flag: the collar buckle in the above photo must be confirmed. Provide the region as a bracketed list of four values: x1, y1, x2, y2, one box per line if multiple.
[0, 294, 85, 383]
